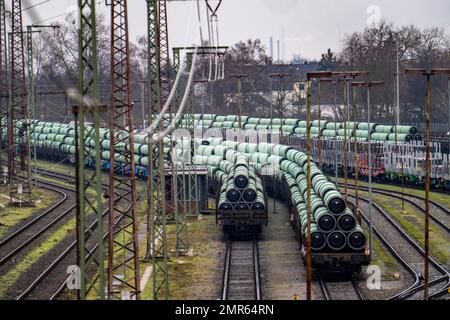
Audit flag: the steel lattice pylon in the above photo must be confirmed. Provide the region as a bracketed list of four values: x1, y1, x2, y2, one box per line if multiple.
[186, 53, 200, 221]
[158, 0, 175, 224]
[146, 0, 169, 301]
[26, 26, 41, 189]
[0, 0, 8, 181]
[172, 48, 198, 255]
[107, 0, 140, 300]
[8, 0, 32, 205]
[76, 0, 106, 300]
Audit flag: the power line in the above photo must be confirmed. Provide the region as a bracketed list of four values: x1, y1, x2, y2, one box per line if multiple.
[23, 0, 51, 12]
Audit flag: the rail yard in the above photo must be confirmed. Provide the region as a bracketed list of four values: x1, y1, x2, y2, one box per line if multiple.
[0, 0, 449, 309]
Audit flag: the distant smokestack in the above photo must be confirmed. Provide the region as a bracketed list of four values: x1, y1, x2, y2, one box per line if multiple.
[270, 37, 274, 59]
[277, 40, 280, 63]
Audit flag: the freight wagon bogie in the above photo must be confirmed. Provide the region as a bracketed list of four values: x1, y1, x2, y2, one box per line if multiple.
[282, 171, 370, 277]
[216, 191, 269, 237]
[308, 252, 368, 277]
[217, 209, 267, 238]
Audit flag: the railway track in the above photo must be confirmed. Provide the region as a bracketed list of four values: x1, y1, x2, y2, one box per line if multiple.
[0, 180, 71, 249]
[34, 168, 76, 184]
[0, 168, 133, 300]
[19, 190, 140, 300]
[347, 194, 449, 300]
[16, 206, 111, 300]
[346, 198, 421, 300]
[341, 183, 450, 233]
[0, 180, 75, 274]
[222, 240, 261, 300]
[318, 278, 365, 300]
[316, 195, 413, 301]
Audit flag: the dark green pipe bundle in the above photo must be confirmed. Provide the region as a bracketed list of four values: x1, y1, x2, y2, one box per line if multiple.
[347, 225, 367, 250]
[327, 231, 347, 251]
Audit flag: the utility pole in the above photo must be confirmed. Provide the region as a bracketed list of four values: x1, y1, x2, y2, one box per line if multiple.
[146, 0, 169, 301]
[352, 81, 384, 259]
[405, 67, 450, 300]
[268, 76, 277, 214]
[173, 47, 225, 254]
[229, 74, 248, 129]
[448, 77, 450, 157]
[394, 46, 406, 211]
[137, 80, 146, 130]
[316, 79, 333, 168]
[107, 0, 140, 300]
[269, 73, 291, 142]
[318, 80, 322, 167]
[269, 72, 290, 210]
[26, 27, 41, 190]
[305, 78, 313, 302]
[76, 0, 106, 300]
[351, 84, 360, 221]
[0, 0, 8, 184]
[396, 46, 400, 126]
[306, 71, 332, 301]
[8, 0, 32, 206]
[172, 48, 199, 256]
[332, 71, 368, 200]
[329, 78, 342, 186]
[25, 24, 59, 189]
[156, 0, 177, 228]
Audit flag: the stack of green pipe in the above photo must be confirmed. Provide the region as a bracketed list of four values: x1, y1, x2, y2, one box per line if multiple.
[247, 118, 260, 125]
[210, 138, 366, 252]
[325, 122, 342, 130]
[375, 125, 393, 134]
[394, 126, 417, 135]
[244, 124, 257, 130]
[311, 120, 329, 128]
[184, 113, 420, 143]
[286, 173, 327, 250]
[195, 144, 266, 211]
[387, 133, 413, 143]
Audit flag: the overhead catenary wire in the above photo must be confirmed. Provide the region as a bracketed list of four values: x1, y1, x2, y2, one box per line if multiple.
[18, 0, 201, 127]
[143, 51, 189, 136]
[205, 1, 213, 81]
[142, 1, 216, 137]
[214, 14, 219, 81]
[196, 0, 204, 45]
[154, 47, 199, 142]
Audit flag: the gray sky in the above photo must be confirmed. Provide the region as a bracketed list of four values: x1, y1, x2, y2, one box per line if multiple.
[23, 0, 450, 60]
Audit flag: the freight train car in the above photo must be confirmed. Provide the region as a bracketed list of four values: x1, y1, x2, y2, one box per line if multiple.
[278, 174, 370, 275]
[206, 156, 269, 237]
[215, 189, 268, 236]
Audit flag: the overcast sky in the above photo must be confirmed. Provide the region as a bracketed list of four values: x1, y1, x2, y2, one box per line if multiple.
[21, 0, 450, 60]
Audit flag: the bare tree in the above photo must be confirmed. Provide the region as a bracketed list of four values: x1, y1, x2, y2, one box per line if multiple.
[323, 20, 450, 124]
[35, 13, 110, 89]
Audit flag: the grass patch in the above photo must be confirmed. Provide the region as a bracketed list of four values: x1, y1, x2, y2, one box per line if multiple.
[370, 236, 399, 277]
[0, 187, 58, 238]
[0, 217, 76, 298]
[83, 193, 152, 300]
[349, 188, 450, 264]
[32, 174, 100, 201]
[35, 159, 76, 176]
[372, 195, 450, 264]
[336, 177, 450, 208]
[150, 215, 222, 300]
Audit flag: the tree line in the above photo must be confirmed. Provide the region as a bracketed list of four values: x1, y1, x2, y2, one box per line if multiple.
[32, 16, 450, 127]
